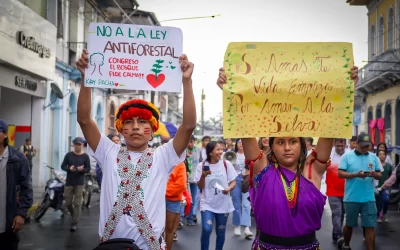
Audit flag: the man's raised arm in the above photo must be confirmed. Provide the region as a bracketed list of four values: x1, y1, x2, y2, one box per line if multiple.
[76, 49, 101, 152]
[172, 55, 197, 156]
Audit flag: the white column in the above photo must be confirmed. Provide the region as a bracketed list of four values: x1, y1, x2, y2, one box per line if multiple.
[77, 0, 85, 51]
[31, 96, 45, 187]
[63, 0, 71, 62]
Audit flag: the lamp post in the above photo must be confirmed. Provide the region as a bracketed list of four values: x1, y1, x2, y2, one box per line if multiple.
[201, 88, 205, 135]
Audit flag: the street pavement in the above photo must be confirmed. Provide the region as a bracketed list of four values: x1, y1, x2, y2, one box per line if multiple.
[20, 193, 400, 250]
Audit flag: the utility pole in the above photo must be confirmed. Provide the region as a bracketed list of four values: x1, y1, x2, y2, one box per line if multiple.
[201, 88, 205, 135]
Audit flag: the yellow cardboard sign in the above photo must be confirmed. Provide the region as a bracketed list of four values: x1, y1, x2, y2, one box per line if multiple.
[223, 42, 354, 138]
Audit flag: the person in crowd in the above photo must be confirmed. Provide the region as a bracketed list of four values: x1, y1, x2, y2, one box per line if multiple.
[165, 161, 187, 249]
[349, 136, 357, 150]
[61, 136, 91, 231]
[216, 65, 359, 250]
[231, 139, 253, 238]
[19, 138, 36, 172]
[326, 138, 347, 248]
[76, 49, 196, 250]
[224, 138, 234, 152]
[0, 120, 33, 250]
[375, 150, 392, 223]
[305, 137, 314, 156]
[339, 133, 381, 250]
[185, 135, 201, 225]
[200, 136, 211, 162]
[258, 137, 270, 156]
[380, 162, 400, 190]
[195, 141, 237, 250]
[376, 142, 393, 166]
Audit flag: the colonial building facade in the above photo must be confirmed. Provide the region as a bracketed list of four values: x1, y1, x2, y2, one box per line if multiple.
[1, 0, 182, 187]
[348, 0, 400, 164]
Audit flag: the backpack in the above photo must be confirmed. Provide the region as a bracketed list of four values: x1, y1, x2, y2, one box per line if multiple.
[199, 160, 227, 193]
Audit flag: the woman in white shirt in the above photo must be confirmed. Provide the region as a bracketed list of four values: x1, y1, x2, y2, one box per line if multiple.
[231, 139, 253, 238]
[195, 141, 237, 250]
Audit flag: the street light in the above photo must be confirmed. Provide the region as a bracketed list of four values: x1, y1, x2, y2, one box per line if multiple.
[159, 14, 221, 23]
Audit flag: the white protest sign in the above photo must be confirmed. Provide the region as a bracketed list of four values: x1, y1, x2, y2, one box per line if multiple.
[84, 22, 183, 92]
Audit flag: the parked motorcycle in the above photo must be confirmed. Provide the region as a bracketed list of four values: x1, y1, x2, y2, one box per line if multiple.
[82, 172, 95, 208]
[34, 165, 67, 221]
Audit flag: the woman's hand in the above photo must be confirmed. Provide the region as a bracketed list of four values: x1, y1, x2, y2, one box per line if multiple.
[350, 66, 359, 87]
[222, 187, 231, 195]
[202, 170, 212, 177]
[216, 67, 227, 90]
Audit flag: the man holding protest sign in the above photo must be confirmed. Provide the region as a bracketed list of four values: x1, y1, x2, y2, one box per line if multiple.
[216, 42, 359, 250]
[75, 47, 196, 250]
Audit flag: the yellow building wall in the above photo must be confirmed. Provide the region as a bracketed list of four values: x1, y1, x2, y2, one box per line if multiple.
[364, 85, 399, 156]
[365, 85, 400, 108]
[368, 0, 396, 57]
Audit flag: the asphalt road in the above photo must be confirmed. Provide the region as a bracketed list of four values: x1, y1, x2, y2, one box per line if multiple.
[19, 193, 400, 250]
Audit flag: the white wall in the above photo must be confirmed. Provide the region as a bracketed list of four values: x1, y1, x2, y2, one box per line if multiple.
[0, 87, 32, 125]
[0, 87, 47, 187]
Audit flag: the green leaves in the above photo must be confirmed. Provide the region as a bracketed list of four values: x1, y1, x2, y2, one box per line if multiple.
[152, 64, 163, 69]
[228, 52, 232, 57]
[156, 59, 164, 64]
[151, 69, 161, 74]
[343, 64, 348, 68]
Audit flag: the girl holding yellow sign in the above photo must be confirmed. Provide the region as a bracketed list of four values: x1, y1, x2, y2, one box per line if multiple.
[216, 66, 359, 250]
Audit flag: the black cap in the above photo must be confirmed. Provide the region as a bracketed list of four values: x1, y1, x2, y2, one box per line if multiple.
[350, 136, 357, 142]
[72, 137, 84, 145]
[0, 120, 8, 133]
[357, 133, 372, 147]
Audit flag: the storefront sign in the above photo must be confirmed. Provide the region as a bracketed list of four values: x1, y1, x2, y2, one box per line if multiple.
[16, 31, 51, 58]
[15, 76, 37, 91]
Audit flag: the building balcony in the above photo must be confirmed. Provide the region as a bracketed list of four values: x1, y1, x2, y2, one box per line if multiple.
[95, 0, 159, 25]
[346, 0, 369, 5]
[356, 49, 400, 97]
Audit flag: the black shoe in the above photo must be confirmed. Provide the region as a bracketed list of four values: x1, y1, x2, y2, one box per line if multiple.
[337, 237, 344, 249]
[70, 224, 77, 232]
[25, 217, 31, 224]
[193, 215, 197, 223]
[341, 246, 351, 250]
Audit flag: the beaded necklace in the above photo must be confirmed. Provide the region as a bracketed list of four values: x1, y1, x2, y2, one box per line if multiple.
[274, 162, 300, 216]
